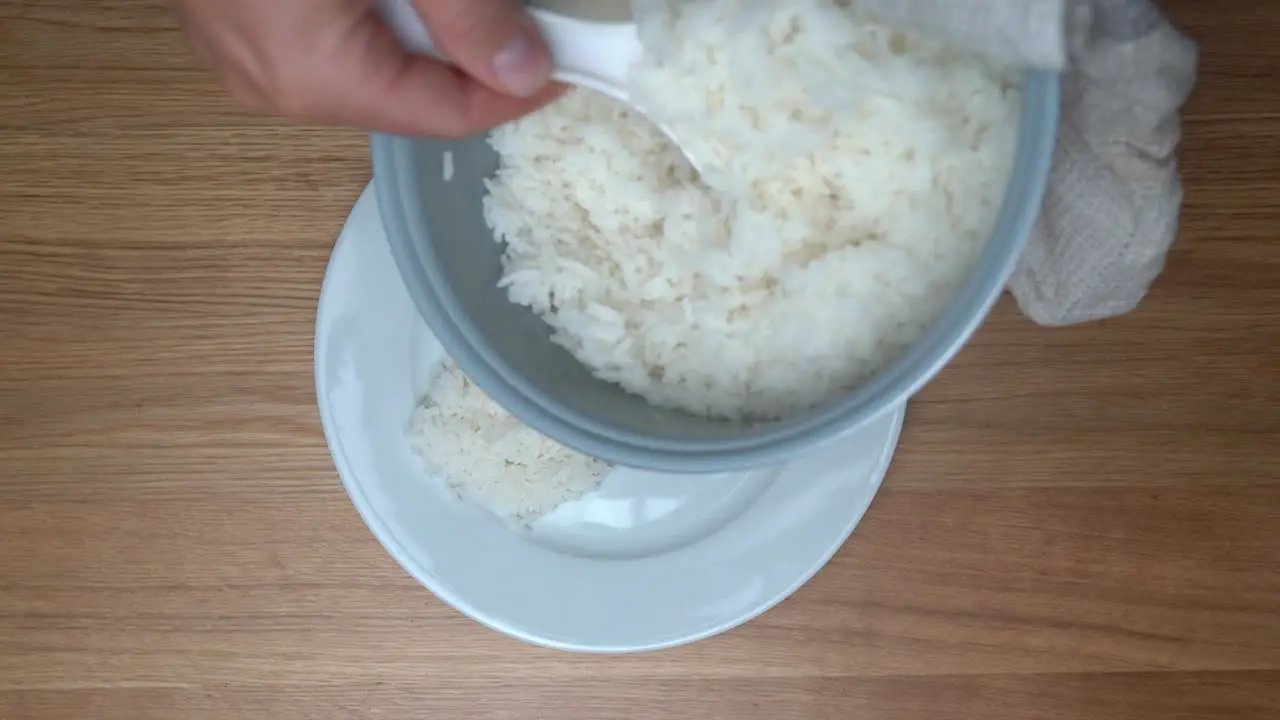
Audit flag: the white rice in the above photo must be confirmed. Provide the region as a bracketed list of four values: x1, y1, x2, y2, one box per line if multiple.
[442, 150, 454, 182]
[409, 362, 608, 521]
[486, 0, 1020, 420]
[412, 0, 1020, 517]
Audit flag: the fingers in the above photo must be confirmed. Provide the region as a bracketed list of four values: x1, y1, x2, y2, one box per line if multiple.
[305, 13, 563, 138]
[175, 0, 561, 137]
[410, 0, 554, 98]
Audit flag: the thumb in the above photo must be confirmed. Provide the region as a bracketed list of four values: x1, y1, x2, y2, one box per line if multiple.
[411, 0, 553, 98]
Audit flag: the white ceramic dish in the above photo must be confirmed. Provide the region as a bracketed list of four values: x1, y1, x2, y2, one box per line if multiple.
[315, 183, 907, 652]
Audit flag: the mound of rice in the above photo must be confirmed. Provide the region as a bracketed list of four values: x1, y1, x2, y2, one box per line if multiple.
[487, 0, 1020, 420]
[410, 362, 608, 520]
[413, 0, 1020, 518]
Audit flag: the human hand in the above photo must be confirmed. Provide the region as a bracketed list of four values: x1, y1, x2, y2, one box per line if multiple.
[175, 0, 563, 137]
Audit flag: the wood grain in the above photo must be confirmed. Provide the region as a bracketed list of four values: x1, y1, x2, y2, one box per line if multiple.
[1, 1, 1277, 718]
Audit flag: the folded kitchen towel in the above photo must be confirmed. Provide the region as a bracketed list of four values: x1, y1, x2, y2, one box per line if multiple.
[863, 0, 1200, 325]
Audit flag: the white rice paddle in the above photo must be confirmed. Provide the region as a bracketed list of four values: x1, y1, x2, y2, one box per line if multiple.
[375, 1, 702, 171]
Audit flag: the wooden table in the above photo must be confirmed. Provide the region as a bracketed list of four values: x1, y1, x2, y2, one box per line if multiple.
[1, 2, 1276, 718]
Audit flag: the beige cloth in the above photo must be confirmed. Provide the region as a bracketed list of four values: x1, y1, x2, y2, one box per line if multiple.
[864, 0, 1199, 325]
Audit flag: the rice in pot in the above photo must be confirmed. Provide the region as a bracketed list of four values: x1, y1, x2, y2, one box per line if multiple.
[485, 0, 1020, 420]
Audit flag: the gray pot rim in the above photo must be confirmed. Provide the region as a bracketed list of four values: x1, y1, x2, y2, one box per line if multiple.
[371, 70, 1060, 473]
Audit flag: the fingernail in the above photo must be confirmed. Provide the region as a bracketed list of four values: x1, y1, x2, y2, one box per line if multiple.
[492, 27, 552, 97]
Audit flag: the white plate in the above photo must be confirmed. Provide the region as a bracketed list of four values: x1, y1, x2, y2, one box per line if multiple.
[315, 183, 906, 653]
